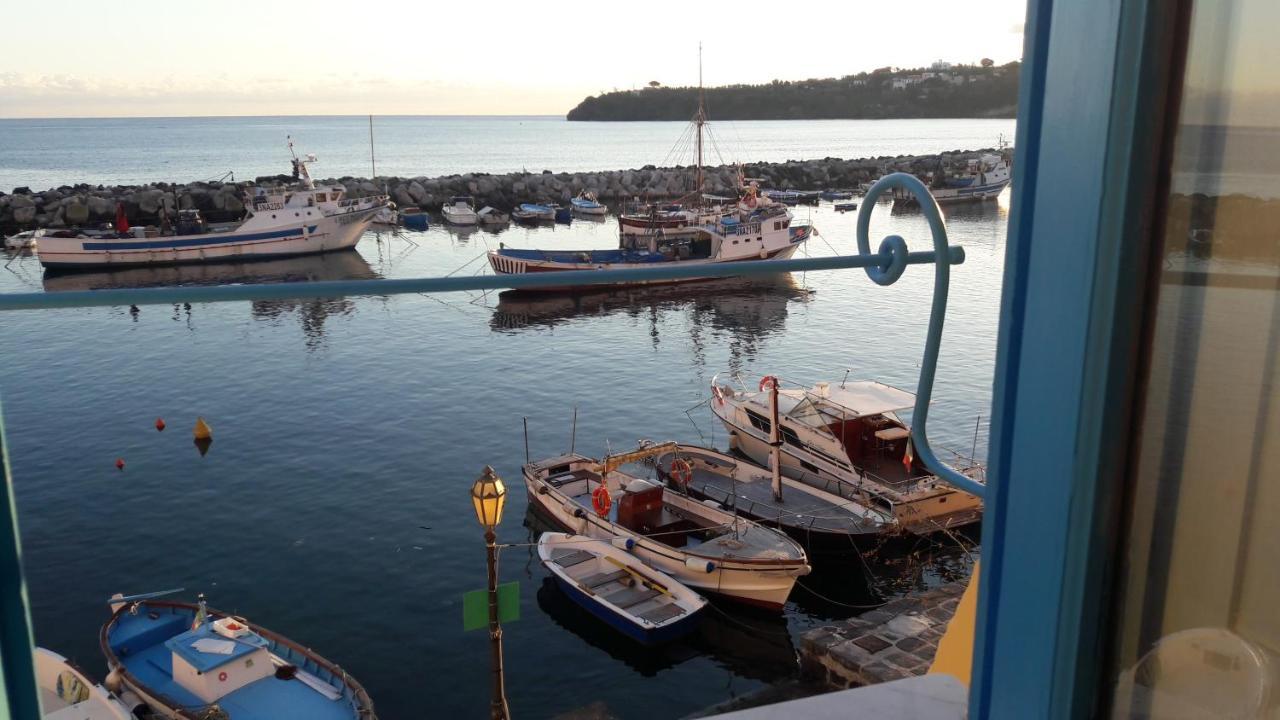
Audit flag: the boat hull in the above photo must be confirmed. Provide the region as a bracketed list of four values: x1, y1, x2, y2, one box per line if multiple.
[525, 472, 804, 611]
[38, 206, 380, 271]
[442, 208, 478, 225]
[549, 572, 701, 645]
[487, 243, 801, 291]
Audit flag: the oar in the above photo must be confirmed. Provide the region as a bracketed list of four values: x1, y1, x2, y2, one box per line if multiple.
[603, 555, 673, 597]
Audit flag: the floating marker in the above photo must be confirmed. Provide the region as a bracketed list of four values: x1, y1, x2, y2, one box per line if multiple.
[115, 458, 125, 471]
[193, 417, 212, 441]
[155, 418, 166, 432]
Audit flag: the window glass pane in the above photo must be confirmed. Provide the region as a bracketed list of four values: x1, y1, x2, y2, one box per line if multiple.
[1110, 1, 1280, 716]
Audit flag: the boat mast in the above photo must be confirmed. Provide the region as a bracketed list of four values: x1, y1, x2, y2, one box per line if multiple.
[695, 42, 705, 204]
[369, 115, 377, 178]
[767, 378, 783, 502]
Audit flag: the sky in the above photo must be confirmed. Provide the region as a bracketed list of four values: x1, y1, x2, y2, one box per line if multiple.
[0, 0, 1027, 118]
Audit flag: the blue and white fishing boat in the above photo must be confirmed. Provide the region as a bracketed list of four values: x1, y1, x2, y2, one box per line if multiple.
[100, 590, 376, 720]
[513, 203, 555, 223]
[569, 191, 607, 216]
[894, 152, 1011, 205]
[538, 532, 707, 645]
[38, 143, 387, 272]
[820, 189, 854, 200]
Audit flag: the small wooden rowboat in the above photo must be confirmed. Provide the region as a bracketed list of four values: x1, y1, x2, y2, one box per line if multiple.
[538, 532, 707, 645]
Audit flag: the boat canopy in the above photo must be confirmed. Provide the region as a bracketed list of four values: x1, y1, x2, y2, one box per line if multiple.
[774, 380, 916, 425]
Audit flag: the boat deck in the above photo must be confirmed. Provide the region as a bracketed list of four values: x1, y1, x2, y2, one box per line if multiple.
[682, 467, 887, 537]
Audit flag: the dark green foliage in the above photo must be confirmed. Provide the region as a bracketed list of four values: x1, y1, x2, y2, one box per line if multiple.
[567, 63, 1020, 121]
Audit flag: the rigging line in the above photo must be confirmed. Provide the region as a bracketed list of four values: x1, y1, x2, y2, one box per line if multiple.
[444, 250, 489, 278]
[793, 578, 887, 610]
[703, 602, 796, 639]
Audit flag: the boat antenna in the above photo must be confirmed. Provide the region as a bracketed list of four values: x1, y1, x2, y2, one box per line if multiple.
[523, 417, 530, 463]
[767, 377, 783, 503]
[570, 406, 578, 455]
[369, 115, 377, 178]
[841, 369, 851, 388]
[695, 42, 705, 205]
[970, 414, 982, 465]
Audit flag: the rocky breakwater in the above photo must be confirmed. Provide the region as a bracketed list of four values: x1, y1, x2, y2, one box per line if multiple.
[0, 148, 1004, 231]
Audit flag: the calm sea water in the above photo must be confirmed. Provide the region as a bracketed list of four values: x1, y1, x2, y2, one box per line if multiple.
[1, 120, 1007, 719]
[0, 116, 1016, 192]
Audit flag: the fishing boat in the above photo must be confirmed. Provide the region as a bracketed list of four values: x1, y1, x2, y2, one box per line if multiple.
[833, 202, 858, 212]
[763, 190, 799, 205]
[553, 205, 573, 223]
[710, 374, 985, 534]
[538, 532, 707, 645]
[477, 206, 509, 225]
[371, 203, 399, 226]
[399, 206, 430, 230]
[820, 190, 854, 200]
[524, 441, 811, 611]
[895, 151, 1011, 205]
[441, 195, 478, 225]
[101, 589, 376, 720]
[4, 228, 43, 250]
[651, 444, 898, 552]
[35, 647, 143, 719]
[569, 191, 607, 216]
[37, 143, 387, 272]
[513, 203, 555, 224]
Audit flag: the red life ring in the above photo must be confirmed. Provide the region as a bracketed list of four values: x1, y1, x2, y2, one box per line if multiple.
[669, 459, 693, 486]
[759, 375, 779, 391]
[591, 485, 612, 517]
[218, 671, 228, 682]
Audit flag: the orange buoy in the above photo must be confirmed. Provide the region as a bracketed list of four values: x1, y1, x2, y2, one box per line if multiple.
[155, 418, 166, 432]
[115, 458, 125, 471]
[591, 485, 612, 517]
[193, 417, 212, 441]
[669, 458, 693, 486]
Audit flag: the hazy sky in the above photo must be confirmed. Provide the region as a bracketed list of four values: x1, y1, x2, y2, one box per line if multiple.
[2, 1, 1027, 118]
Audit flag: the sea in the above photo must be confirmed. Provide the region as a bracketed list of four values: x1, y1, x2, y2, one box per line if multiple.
[0, 116, 1012, 719]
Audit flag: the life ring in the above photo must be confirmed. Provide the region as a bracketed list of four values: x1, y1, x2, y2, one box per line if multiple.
[759, 375, 779, 391]
[591, 485, 612, 517]
[669, 459, 693, 486]
[218, 671, 228, 682]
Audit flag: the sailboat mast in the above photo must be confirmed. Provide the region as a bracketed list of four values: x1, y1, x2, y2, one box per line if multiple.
[768, 378, 783, 502]
[695, 42, 704, 202]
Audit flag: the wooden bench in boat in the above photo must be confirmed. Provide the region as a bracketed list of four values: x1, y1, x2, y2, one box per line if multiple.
[636, 604, 686, 624]
[602, 586, 661, 609]
[579, 569, 629, 590]
[550, 549, 594, 568]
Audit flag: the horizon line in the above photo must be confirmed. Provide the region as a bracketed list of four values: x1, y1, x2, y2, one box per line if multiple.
[0, 113, 569, 121]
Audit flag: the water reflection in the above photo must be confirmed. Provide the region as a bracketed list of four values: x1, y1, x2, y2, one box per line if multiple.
[42, 250, 381, 351]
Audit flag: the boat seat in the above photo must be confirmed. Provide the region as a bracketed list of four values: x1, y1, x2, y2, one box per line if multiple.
[550, 549, 594, 568]
[579, 570, 629, 590]
[603, 586, 661, 609]
[636, 604, 686, 624]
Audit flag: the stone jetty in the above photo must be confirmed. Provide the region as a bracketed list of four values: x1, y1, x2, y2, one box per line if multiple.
[0, 148, 1005, 231]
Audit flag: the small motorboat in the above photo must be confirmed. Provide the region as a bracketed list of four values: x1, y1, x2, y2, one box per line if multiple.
[513, 203, 555, 224]
[524, 441, 810, 611]
[35, 646, 143, 719]
[552, 205, 573, 224]
[570, 191, 607, 216]
[820, 190, 854, 200]
[834, 202, 859, 212]
[400, 206, 430, 230]
[441, 195, 478, 225]
[538, 532, 707, 645]
[101, 589, 376, 720]
[4, 228, 44, 250]
[477, 206, 509, 225]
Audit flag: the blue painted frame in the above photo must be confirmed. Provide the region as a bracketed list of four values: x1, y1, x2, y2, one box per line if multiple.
[973, 0, 1189, 717]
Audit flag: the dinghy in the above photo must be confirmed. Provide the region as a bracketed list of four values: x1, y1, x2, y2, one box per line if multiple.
[513, 203, 555, 223]
[100, 589, 376, 720]
[399, 206, 430, 230]
[524, 441, 811, 611]
[538, 532, 707, 645]
[477, 206, 509, 225]
[35, 647, 142, 719]
[569, 191, 607, 216]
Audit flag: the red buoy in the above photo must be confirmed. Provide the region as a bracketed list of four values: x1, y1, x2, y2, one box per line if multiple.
[115, 458, 125, 470]
[155, 418, 166, 432]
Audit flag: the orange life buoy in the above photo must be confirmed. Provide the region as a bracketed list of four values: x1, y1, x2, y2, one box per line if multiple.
[591, 485, 612, 516]
[669, 458, 693, 486]
[759, 375, 779, 391]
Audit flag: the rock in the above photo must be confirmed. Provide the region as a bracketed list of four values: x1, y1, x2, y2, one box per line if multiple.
[12, 204, 36, 224]
[64, 200, 90, 225]
[407, 181, 427, 204]
[138, 189, 164, 214]
[88, 195, 113, 219]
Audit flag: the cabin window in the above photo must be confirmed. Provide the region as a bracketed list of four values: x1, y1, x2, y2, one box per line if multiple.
[799, 460, 820, 474]
[780, 426, 802, 447]
[315, 193, 327, 202]
[745, 409, 772, 434]
[774, 221, 782, 230]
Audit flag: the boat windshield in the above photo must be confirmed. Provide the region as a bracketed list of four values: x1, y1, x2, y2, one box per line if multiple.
[784, 395, 839, 430]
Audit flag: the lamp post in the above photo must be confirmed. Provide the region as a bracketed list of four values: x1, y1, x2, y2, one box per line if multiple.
[471, 465, 511, 720]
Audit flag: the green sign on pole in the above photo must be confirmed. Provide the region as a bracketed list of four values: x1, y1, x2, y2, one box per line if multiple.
[463, 581, 520, 631]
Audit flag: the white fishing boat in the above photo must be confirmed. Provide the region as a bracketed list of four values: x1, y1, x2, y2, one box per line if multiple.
[5, 228, 44, 250]
[710, 374, 985, 533]
[538, 532, 707, 645]
[895, 152, 1011, 205]
[524, 441, 811, 611]
[569, 191, 607, 216]
[477, 206, 509, 225]
[441, 195, 478, 225]
[35, 647, 142, 719]
[37, 142, 388, 272]
[371, 202, 399, 226]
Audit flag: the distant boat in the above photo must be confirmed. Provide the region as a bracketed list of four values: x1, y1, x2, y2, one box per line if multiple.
[553, 205, 573, 223]
[820, 190, 854, 200]
[37, 142, 387, 272]
[570, 191, 607, 216]
[896, 152, 1011, 205]
[35, 646, 142, 719]
[4, 228, 43, 250]
[400, 206, 430, 230]
[834, 202, 858, 212]
[477, 206, 509, 225]
[513, 203, 555, 223]
[101, 590, 376, 720]
[538, 532, 707, 645]
[523, 441, 810, 610]
[442, 195, 479, 225]
[372, 203, 399, 225]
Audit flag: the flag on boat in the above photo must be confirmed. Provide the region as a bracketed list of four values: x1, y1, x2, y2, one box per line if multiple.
[903, 436, 914, 471]
[114, 202, 130, 233]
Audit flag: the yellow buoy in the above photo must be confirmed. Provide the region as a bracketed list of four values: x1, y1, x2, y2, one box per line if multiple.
[193, 417, 213, 441]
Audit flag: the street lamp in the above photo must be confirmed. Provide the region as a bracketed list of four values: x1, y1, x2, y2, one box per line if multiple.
[471, 466, 510, 720]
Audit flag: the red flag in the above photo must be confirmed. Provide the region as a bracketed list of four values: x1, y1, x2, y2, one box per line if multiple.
[903, 436, 914, 472]
[114, 203, 130, 233]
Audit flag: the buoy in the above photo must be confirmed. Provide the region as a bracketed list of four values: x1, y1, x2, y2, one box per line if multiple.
[155, 418, 166, 432]
[115, 458, 125, 471]
[193, 417, 212, 441]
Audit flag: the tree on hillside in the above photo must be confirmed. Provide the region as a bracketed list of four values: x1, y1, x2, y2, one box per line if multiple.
[981, 58, 994, 67]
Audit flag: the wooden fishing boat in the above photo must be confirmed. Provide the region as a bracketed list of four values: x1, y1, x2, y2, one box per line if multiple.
[524, 442, 811, 611]
[513, 203, 555, 224]
[399, 206, 429, 230]
[538, 532, 707, 645]
[833, 202, 859, 212]
[100, 590, 376, 720]
[710, 373, 985, 534]
[651, 444, 898, 552]
[570, 191, 607, 216]
[35, 647, 143, 719]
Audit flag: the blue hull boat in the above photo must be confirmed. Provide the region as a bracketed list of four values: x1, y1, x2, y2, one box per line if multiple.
[101, 596, 375, 720]
[538, 532, 706, 646]
[820, 190, 854, 200]
[400, 207, 429, 230]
